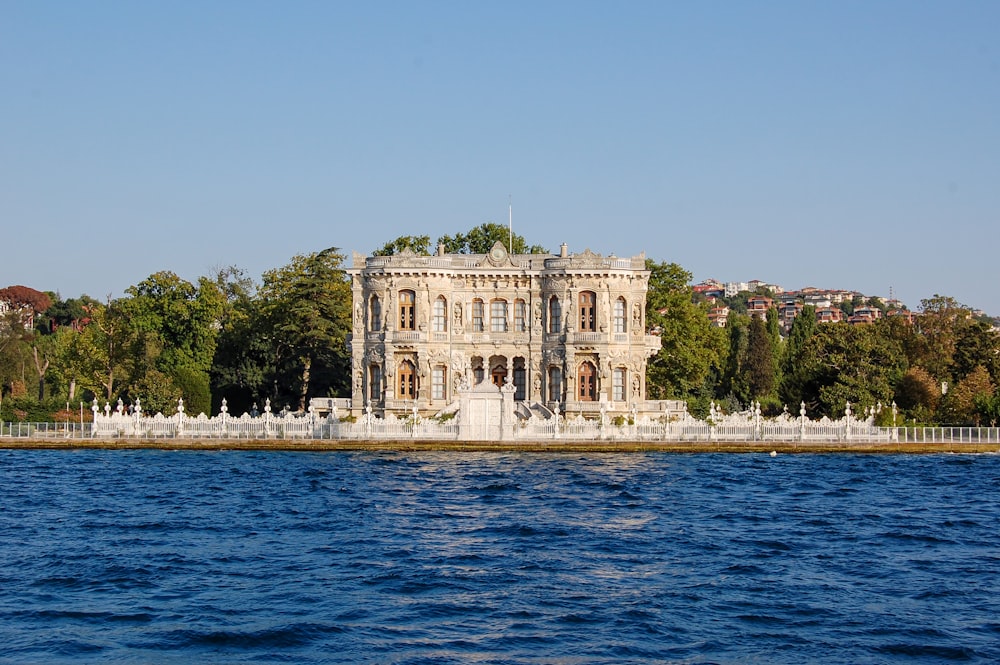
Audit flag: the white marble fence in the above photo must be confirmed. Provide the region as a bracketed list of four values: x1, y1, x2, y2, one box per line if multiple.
[90, 397, 893, 442]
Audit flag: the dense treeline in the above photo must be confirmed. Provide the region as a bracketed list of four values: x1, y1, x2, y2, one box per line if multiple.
[2, 223, 998, 425]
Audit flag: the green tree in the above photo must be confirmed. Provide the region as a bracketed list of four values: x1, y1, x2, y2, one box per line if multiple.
[952, 320, 1000, 385]
[75, 300, 136, 402]
[46, 326, 80, 401]
[720, 314, 750, 407]
[35, 294, 99, 334]
[911, 295, 969, 384]
[209, 267, 269, 415]
[780, 305, 816, 405]
[645, 260, 726, 401]
[372, 235, 432, 256]
[120, 271, 225, 415]
[939, 365, 993, 425]
[258, 248, 352, 411]
[894, 366, 941, 424]
[30, 332, 55, 400]
[785, 321, 906, 417]
[438, 222, 546, 254]
[745, 314, 777, 401]
[974, 392, 1000, 427]
[0, 310, 32, 401]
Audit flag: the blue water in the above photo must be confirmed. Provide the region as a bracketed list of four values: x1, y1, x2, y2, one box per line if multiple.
[1, 451, 998, 664]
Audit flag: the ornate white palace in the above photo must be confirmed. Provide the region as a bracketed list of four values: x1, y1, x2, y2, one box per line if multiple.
[346, 241, 678, 421]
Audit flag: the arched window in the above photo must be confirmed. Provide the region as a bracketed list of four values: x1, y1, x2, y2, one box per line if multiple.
[398, 360, 415, 399]
[472, 299, 484, 332]
[579, 291, 596, 332]
[433, 296, 447, 332]
[369, 364, 382, 401]
[614, 297, 627, 333]
[548, 296, 561, 334]
[369, 295, 382, 331]
[612, 367, 626, 401]
[491, 299, 508, 332]
[398, 290, 415, 331]
[578, 361, 596, 401]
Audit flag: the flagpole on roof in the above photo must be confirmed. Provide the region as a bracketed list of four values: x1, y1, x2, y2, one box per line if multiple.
[508, 195, 513, 254]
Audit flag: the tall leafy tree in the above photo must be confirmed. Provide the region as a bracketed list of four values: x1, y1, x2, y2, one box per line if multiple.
[952, 320, 1000, 385]
[48, 325, 86, 401]
[939, 365, 994, 425]
[785, 321, 906, 417]
[209, 267, 268, 415]
[780, 305, 816, 405]
[911, 295, 968, 384]
[258, 248, 352, 411]
[974, 392, 1000, 427]
[0, 310, 33, 401]
[120, 271, 225, 415]
[438, 222, 546, 254]
[645, 260, 726, 401]
[30, 332, 55, 400]
[894, 366, 941, 424]
[720, 314, 750, 406]
[745, 314, 777, 401]
[75, 300, 137, 402]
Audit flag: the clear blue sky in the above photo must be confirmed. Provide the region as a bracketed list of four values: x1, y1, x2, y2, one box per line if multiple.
[3, 1, 998, 313]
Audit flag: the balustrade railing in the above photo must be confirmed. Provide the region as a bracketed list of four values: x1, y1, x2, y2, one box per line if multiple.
[4, 399, 1000, 445]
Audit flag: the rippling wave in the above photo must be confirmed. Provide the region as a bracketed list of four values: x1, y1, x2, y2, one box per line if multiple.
[1, 450, 998, 663]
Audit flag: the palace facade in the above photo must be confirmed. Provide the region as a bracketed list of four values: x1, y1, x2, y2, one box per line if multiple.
[346, 241, 664, 418]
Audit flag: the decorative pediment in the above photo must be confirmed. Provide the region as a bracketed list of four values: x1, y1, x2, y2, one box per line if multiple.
[573, 248, 605, 269]
[479, 241, 517, 268]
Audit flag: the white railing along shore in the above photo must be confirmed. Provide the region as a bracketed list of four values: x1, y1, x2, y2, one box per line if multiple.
[2, 398, 999, 445]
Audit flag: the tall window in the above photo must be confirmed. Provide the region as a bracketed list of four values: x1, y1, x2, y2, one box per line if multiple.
[398, 360, 415, 399]
[614, 297, 627, 333]
[432, 365, 447, 400]
[433, 296, 447, 332]
[613, 368, 626, 401]
[491, 299, 508, 332]
[578, 361, 596, 401]
[514, 367, 526, 400]
[548, 367, 562, 402]
[579, 291, 596, 332]
[514, 299, 527, 332]
[370, 295, 381, 331]
[369, 365, 382, 401]
[472, 299, 484, 332]
[399, 290, 415, 331]
[548, 296, 561, 333]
